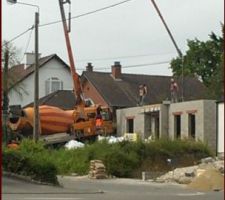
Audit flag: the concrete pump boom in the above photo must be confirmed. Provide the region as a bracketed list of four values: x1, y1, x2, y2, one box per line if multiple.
[58, 0, 84, 106]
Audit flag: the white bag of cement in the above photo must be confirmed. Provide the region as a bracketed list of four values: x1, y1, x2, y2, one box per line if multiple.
[98, 135, 124, 143]
[65, 140, 84, 149]
[108, 136, 124, 143]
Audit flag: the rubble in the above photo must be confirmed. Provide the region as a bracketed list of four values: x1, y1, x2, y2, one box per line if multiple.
[156, 166, 198, 184]
[155, 156, 224, 191]
[88, 160, 107, 179]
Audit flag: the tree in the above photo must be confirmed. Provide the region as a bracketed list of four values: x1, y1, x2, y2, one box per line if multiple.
[2, 41, 23, 144]
[2, 40, 28, 98]
[2, 40, 21, 67]
[170, 25, 224, 99]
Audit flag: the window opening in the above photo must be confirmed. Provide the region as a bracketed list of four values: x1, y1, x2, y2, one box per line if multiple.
[174, 115, 181, 139]
[188, 114, 196, 139]
[126, 118, 134, 133]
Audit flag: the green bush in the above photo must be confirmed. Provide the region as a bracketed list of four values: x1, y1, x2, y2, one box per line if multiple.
[27, 158, 58, 184]
[2, 149, 30, 174]
[104, 149, 140, 177]
[19, 139, 46, 155]
[2, 142, 58, 185]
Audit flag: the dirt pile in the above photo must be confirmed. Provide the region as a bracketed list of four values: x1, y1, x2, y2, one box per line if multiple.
[187, 168, 224, 191]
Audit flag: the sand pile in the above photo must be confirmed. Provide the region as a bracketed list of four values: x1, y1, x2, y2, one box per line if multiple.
[187, 168, 224, 191]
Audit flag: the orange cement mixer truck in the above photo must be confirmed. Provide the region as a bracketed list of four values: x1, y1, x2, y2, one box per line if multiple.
[8, 104, 114, 145]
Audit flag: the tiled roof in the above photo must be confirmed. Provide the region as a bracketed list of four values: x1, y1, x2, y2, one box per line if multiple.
[82, 71, 208, 107]
[8, 54, 69, 89]
[24, 90, 76, 110]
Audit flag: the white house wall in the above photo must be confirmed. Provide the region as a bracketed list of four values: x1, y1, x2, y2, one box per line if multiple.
[9, 59, 73, 107]
[218, 102, 224, 154]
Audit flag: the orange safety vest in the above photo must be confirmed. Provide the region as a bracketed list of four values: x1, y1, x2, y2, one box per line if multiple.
[96, 118, 103, 127]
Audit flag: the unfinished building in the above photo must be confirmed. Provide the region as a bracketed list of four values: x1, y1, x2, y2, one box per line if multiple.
[116, 100, 217, 152]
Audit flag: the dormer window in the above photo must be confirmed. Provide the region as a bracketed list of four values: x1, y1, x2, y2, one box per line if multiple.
[45, 77, 63, 95]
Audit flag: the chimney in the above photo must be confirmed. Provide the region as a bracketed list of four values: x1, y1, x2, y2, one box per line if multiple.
[24, 52, 41, 69]
[111, 61, 121, 79]
[86, 62, 93, 72]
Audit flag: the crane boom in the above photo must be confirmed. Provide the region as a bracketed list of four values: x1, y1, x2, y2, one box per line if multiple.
[58, 0, 84, 106]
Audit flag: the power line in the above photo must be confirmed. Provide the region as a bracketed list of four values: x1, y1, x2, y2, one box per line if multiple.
[19, 28, 34, 63]
[77, 52, 176, 62]
[123, 60, 170, 68]
[4, 0, 134, 46]
[39, 0, 134, 28]
[76, 60, 170, 71]
[3, 26, 34, 46]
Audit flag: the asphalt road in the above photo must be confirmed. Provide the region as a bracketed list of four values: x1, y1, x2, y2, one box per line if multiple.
[2, 175, 224, 200]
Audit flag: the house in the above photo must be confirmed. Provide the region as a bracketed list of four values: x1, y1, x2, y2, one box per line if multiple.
[81, 62, 208, 120]
[116, 100, 219, 153]
[8, 53, 73, 107]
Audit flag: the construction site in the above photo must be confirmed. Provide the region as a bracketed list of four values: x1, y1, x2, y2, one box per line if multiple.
[2, 0, 224, 199]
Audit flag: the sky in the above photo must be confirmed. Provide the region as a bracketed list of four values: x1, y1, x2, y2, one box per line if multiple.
[2, 0, 224, 76]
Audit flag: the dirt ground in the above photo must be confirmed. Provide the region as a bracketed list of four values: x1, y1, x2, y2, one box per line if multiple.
[187, 168, 224, 191]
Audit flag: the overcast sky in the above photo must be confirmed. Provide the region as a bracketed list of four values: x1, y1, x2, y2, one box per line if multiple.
[2, 0, 224, 76]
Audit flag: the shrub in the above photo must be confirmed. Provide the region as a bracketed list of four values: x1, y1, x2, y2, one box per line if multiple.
[104, 149, 140, 177]
[19, 139, 46, 155]
[2, 144, 58, 185]
[2, 149, 30, 174]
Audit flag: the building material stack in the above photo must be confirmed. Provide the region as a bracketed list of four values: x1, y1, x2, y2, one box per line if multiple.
[89, 160, 107, 179]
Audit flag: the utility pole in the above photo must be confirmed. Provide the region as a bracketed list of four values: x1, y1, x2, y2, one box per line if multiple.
[33, 11, 40, 142]
[3, 50, 9, 144]
[6, 0, 40, 142]
[150, 0, 184, 101]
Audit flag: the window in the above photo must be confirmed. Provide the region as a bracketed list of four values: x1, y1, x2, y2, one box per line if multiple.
[155, 116, 159, 139]
[45, 77, 63, 95]
[100, 110, 111, 121]
[188, 114, 196, 139]
[126, 118, 134, 133]
[174, 115, 181, 139]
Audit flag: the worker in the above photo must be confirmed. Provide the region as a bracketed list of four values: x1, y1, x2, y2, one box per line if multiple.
[138, 84, 148, 106]
[170, 78, 179, 103]
[95, 106, 103, 128]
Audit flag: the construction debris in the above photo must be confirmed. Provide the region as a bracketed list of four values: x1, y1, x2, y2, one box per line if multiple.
[155, 156, 224, 191]
[89, 160, 107, 179]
